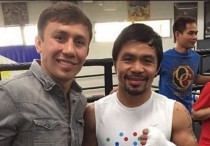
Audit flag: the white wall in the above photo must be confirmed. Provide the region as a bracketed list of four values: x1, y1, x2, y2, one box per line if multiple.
[0, 1, 206, 96]
[78, 1, 206, 96]
[79, 1, 205, 59]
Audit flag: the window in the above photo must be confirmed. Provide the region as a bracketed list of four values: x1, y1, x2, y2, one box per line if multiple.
[0, 25, 37, 46]
[94, 22, 131, 42]
[23, 25, 37, 45]
[94, 19, 171, 42]
[135, 19, 171, 38]
[0, 26, 22, 46]
[0, 19, 171, 46]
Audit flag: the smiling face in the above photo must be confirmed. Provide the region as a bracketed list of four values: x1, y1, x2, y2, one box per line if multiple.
[115, 41, 158, 98]
[176, 23, 198, 50]
[35, 22, 90, 90]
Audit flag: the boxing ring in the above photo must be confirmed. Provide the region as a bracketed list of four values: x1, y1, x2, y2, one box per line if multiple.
[0, 45, 117, 102]
[0, 46, 210, 142]
[0, 45, 210, 102]
[0, 57, 116, 102]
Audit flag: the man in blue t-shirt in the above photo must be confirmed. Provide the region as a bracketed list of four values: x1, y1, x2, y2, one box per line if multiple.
[159, 16, 210, 112]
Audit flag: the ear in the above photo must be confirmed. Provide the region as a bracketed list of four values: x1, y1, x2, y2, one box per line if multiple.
[155, 65, 161, 77]
[35, 36, 42, 54]
[113, 61, 117, 73]
[87, 47, 89, 55]
[174, 31, 180, 41]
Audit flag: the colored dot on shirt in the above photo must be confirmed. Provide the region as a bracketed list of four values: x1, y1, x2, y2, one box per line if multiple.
[115, 142, 119, 146]
[133, 141, 138, 146]
[106, 137, 110, 142]
[133, 132, 137, 137]
[124, 137, 128, 141]
[138, 136, 141, 141]
[119, 132, 124, 137]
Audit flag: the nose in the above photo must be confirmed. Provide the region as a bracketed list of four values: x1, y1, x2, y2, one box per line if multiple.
[193, 33, 197, 40]
[131, 61, 144, 73]
[62, 39, 76, 56]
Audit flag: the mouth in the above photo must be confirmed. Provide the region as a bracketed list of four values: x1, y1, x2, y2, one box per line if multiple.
[127, 76, 147, 86]
[57, 59, 78, 66]
[191, 42, 196, 46]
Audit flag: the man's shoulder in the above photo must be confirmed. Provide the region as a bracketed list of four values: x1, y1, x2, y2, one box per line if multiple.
[153, 91, 176, 103]
[163, 48, 174, 54]
[95, 93, 116, 104]
[94, 93, 117, 110]
[190, 49, 200, 56]
[0, 71, 37, 100]
[0, 71, 32, 87]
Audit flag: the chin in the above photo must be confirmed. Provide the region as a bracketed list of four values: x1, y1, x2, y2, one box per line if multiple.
[127, 88, 144, 95]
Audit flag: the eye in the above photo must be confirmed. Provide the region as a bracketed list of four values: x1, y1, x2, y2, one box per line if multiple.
[188, 31, 197, 36]
[142, 57, 155, 64]
[76, 38, 85, 45]
[121, 55, 132, 61]
[55, 35, 67, 43]
[74, 37, 86, 47]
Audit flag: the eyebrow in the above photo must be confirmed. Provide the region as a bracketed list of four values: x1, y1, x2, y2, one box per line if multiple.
[122, 52, 156, 59]
[52, 30, 67, 35]
[52, 30, 87, 39]
[188, 30, 198, 33]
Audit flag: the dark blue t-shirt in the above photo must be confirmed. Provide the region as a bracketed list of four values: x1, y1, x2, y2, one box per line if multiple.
[159, 48, 200, 112]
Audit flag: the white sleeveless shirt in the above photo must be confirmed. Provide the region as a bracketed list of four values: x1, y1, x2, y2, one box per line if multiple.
[94, 91, 175, 146]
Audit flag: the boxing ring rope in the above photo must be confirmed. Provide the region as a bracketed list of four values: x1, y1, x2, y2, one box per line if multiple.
[0, 58, 114, 102]
[1, 49, 210, 102]
[196, 48, 210, 55]
[0, 63, 31, 71]
[1, 50, 209, 140]
[196, 49, 210, 75]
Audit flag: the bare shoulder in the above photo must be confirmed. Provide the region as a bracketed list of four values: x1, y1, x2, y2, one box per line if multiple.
[172, 102, 198, 146]
[173, 101, 190, 117]
[82, 103, 97, 146]
[85, 103, 95, 120]
[83, 103, 96, 138]
[173, 101, 192, 129]
[86, 103, 95, 111]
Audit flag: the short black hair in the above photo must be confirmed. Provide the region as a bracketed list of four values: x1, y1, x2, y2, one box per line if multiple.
[37, 1, 92, 44]
[112, 23, 163, 70]
[173, 16, 196, 42]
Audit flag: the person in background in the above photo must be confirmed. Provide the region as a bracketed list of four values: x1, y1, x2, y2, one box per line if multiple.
[191, 82, 210, 146]
[82, 23, 198, 146]
[0, 2, 92, 146]
[158, 16, 210, 113]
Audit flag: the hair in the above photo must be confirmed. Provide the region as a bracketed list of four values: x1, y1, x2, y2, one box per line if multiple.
[173, 16, 196, 42]
[37, 1, 92, 43]
[112, 23, 163, 70]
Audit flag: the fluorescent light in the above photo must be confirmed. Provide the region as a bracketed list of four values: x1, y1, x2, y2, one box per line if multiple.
[0, 27, 22, 46]
[0, 25, 37, 46]
[24, 25, 37, 45]
[94, 19, 171, 42]
[94, 22, 131, 42]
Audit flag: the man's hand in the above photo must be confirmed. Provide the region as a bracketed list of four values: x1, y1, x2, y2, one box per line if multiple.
[140, 127, 176, 146]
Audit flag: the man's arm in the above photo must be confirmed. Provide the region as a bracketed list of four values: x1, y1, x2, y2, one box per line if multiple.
[0, 88, 17, 144]
[191, 107, 210, 120]
[194, 74, 210, 85]
[82, 103, 98, 146]
[191, 82, 210, 121]
[171, 102, 198, 146]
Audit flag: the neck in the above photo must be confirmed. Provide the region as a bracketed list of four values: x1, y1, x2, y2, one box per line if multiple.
[174, 46, 191, 54]
[55, 79, 73, 95]
[117, 89, 152, 108]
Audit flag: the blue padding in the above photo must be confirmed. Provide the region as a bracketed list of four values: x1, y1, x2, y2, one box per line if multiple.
[0, 45, 40, 63]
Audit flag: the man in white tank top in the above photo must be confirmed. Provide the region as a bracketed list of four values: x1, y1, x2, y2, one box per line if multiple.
[82, 24, 198, 146]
